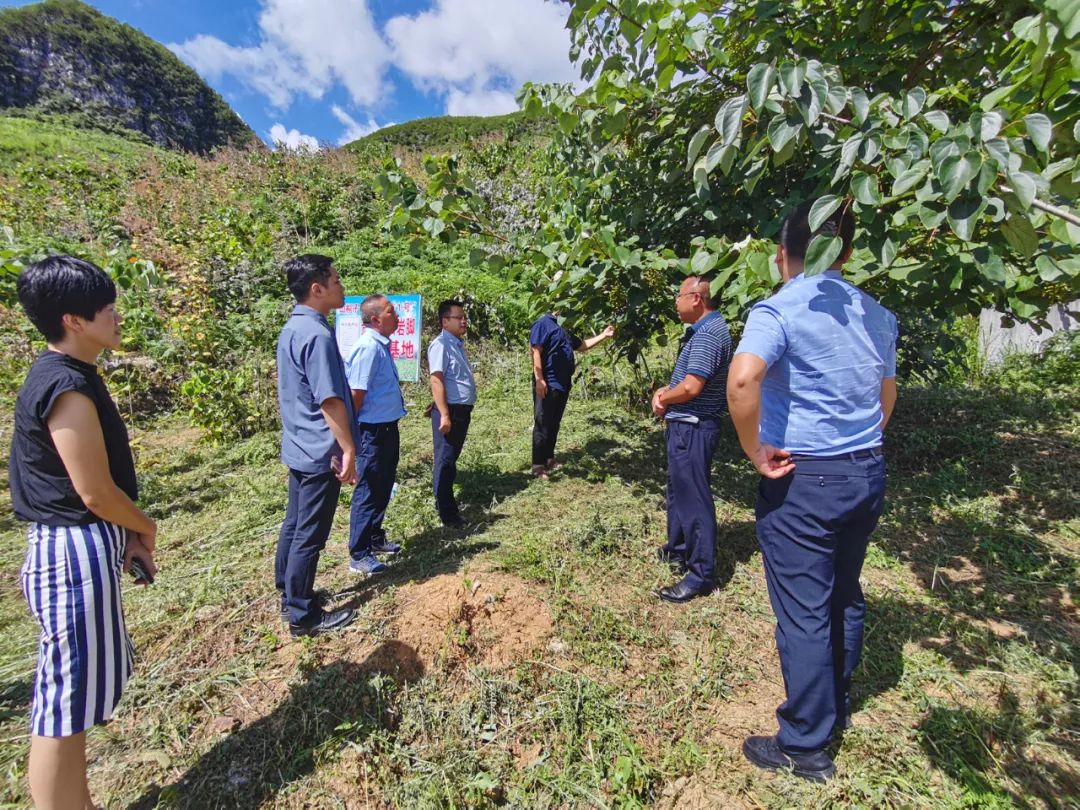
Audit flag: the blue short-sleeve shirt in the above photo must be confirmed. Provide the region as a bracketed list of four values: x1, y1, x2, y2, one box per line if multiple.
[735, 270, 898, 455]
[530, 314, 582, 392]
[428, 330, 477, 405]
[276, 305, 356, 473]
[345, 329, 407, 424]
[666, 312, 733, 420]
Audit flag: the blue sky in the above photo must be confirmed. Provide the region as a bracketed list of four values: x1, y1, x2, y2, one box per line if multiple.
[1, 0, 580, 148]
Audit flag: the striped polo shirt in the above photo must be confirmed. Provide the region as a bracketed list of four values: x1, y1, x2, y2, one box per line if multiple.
[666, 311, 733, 420]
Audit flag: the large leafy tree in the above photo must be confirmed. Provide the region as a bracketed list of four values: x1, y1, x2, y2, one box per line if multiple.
[379, 0, 1080, 361]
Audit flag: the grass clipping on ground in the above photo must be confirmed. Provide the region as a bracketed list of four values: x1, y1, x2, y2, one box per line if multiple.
[0, 346, 1077, 808]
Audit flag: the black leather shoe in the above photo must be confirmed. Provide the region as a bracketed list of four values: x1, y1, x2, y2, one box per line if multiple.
[289, 608, 356, 638]
[280, 589, 332, 622]
[657, 577, 713, 603]
[741, 735, 835, 783]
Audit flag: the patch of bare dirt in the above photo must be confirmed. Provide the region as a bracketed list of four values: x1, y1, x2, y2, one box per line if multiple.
[390, 572, 552, 670]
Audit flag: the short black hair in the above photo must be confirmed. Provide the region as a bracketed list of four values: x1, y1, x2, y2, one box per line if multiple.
[779, 198, 856, 260]
[686, 275, 717, 310]
[284, 254, 334, 302]
[438, 299, 464, 321]
[17, 255, 116, 342]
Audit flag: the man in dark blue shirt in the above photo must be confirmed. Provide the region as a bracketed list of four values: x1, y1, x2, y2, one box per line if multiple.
[529, 314, 614, 477]
[652, 274, 733, 603]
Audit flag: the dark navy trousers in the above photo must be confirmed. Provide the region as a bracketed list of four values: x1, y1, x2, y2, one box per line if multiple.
[663, 418, 722, 590]
[349, 421, 399, 559]
[756, 453, 886, 753]
[276, 469, 341, 625]
[432, 404, 472, 522]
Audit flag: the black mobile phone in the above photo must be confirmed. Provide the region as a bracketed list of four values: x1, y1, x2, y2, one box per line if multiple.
[129, 556, 154, 585]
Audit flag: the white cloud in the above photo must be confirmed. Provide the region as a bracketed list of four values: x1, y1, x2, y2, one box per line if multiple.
[331, 105, 391, 145]
[385, 0, 577, 115]
[445, 87, 519, 117]
[269, 123, 320, 152]
[169, 0, 389, 110]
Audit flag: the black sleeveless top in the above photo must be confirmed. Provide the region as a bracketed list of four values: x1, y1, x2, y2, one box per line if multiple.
[8, 351, 138, 525]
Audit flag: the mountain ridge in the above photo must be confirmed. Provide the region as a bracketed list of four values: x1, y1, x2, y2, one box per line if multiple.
[0, 0, 254, 154]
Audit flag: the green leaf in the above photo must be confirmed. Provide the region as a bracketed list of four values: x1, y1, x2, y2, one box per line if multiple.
[984, 137, 1010, 169]
[1001, 215, 1039, 258]
[746, 64, 776, 112]
[704, 140, 726, 172]
[826, 86, 848, 115]
[831, 134, 864, 184]
[778, 61, 806, 97]
[1035, 254, 1065, 282]
[1074, 119, 1080, 142]
[693, 160, 711, 197]
[974, 110, 1003, 141]
[918, 204, 947, 229]
[767, 115, 801, 153]
[718, 143, 738, 175]
[946, 196, 986, 241]
[1024, 113, 1052, 152]
[1007, 171, 1036, 209]
[924, 110, 950, 133]
[981, 83, 1016, 111]
[850, 88, 870, 124]
[468, 248, 486, 267]
[715, 95, 749, 146]
[809, 195, 843, 231]
[891, 162, 929, 196]
[686, 126, 711, 171]
[938, 152, 982, 201]
[691, 249, 717, 275]
[804, 234, 843, 275]
[978, 249, 1007, 284]
[902, 87, 927, 119]
[851, 172, 882, 205]
[880, 237, 898, 266]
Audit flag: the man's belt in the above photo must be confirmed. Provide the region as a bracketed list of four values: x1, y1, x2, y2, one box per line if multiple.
[789, 447, 883, 462]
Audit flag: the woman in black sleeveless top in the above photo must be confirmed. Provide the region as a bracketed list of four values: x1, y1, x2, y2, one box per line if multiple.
[8, 256, 158, 810]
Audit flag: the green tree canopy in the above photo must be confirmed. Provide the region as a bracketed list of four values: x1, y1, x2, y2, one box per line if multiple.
[380, 0, 1080, 361]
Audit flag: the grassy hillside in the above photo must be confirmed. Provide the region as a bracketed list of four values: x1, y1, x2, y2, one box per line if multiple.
[349, 112, 549, 151]
[0, 0, 253, 153]
[0, 338, 1076, 807]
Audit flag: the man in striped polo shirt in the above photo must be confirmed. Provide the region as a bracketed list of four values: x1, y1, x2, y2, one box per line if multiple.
[652, 274, 733, 602]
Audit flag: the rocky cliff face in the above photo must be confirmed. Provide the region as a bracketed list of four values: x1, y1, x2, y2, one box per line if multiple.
[0, 0, 253, 153]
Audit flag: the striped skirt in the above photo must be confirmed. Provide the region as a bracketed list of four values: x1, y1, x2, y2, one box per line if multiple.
[20, 521, 135, 737]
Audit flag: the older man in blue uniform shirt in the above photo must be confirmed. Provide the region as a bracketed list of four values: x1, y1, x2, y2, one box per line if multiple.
[345, 294, 407, 576]
[428, 299, 477, 527]
[728, 200, 898, 782]
[275, 254, 357, 637]
[652, 274, 733, 603]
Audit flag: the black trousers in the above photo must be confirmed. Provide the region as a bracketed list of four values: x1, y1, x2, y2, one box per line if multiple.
[432, 404, 473, 522]
[275, 469, 341, 625]
[532, 386, 569, 466]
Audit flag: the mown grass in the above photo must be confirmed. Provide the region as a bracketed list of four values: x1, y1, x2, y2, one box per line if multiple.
[0, 340, 1076, 808]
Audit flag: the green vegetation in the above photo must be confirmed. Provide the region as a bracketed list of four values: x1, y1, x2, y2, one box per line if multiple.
[381, 0, 1080, 362]
[349, 111, 550, 151]
[0, 0, 253, 153]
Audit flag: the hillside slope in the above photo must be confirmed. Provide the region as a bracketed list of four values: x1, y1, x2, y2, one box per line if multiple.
[0, 0, 253, 153]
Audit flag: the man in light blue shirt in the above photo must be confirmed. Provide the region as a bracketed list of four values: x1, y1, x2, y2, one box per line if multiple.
[345, 294, 407, 576]
[728, 199, 897, 782]
[428, 299, 477, 527]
